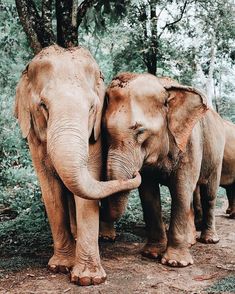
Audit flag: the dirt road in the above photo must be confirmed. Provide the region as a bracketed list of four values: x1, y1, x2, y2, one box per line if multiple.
[0, 201, 234, 293]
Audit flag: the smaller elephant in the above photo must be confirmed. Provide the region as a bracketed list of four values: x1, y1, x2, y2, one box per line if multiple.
[194, 119, 235, 227]
[15, 46, 140, 286]
[101, 72, 226, 267]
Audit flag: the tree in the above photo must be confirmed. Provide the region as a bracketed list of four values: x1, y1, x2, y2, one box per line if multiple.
[15, 0, 102, 53]
[15, 0, 131, 54]
[184, 0, 235, 108]
[126, 0, 191, 75]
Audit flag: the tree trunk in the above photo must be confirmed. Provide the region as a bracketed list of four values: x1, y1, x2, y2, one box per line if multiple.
[148, 0, 158, 75]
[56, 0, 78, 48]
[205, 33, 216, 108]
[142, 0, 158, 75]
[16, 0, 95, 53]
[16, 0, 55, 53]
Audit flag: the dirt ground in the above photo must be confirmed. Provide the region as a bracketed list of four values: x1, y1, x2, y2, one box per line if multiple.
[0, 201, 234, 294]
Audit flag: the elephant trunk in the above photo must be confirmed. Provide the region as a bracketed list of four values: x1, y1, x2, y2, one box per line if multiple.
[101, 149, 136, 221]
[47, 118, 141, 200]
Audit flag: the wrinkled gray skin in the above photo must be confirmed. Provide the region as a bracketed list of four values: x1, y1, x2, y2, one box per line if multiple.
[194, 119, 235, 227]
[101, 72, 226, 267]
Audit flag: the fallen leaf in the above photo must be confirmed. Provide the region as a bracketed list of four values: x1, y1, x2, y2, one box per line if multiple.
[64, 288, 71, 293]
[27, 274, 35, 277]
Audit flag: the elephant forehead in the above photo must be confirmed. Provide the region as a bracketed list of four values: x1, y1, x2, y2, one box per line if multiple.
[28, 47, 100, 94]
[129, 75, 167, 104]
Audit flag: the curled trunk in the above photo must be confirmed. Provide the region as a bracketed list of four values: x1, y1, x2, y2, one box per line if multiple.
[47, 119, 140, 200]
[100, 150, 136, 221]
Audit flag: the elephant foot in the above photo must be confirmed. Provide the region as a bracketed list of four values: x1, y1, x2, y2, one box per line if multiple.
[48, 254, 75, 273]
[198, 229, 219, 244]
[161, 246, 194, 267]
[141, 241, 167, 259]
[70, 261, 106, 286]
[99, 221, 116, 242]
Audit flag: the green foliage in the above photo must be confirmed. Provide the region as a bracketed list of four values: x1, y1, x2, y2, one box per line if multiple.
[0, 255, 48, 276]
[0, 1, 50, 256]
[206, 276, 235, 293]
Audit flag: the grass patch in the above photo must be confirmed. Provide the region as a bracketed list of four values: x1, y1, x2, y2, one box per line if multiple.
[206, 276, 235, 293]
[0, 255, 49, 277]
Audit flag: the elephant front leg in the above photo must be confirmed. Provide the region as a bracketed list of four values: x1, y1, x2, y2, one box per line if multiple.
[139, 175, 167, 259]
[37, 176, 75, 272]
[162, 182, 195, 267]
[71, 141, 106, 286]
[198, 170, 221, 244]
[28, 140, 75, 273]
[193, 185, 203, 230]
[71, 197, 106, 286]
[99, 193, 129, 242]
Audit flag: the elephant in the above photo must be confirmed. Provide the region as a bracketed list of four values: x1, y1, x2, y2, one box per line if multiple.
[14, 46, 141, 286]
[101, 72, 226, 267]
[194, 119, 235, 227]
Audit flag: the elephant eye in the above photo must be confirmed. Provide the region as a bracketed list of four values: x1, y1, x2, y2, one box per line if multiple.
[39, 100, 48, 111]
[136, 127, 146, 136]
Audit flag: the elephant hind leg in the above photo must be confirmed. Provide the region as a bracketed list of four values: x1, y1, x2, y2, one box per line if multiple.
[99, 221, 116, 242]
[193, 185, 203, 231]
[226, 185, 235, 219]
[198, 172, 220, 244]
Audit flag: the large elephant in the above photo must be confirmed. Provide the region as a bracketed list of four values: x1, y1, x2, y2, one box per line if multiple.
[101, 72, 225, 267]
[14, 46, 140, 286]
[194, 119, 235, 226]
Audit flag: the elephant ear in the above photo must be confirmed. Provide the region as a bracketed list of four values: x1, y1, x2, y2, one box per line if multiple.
[93, 73, 105, 141]
[14, 69, 31, 138]
[165, 84, 208, 152]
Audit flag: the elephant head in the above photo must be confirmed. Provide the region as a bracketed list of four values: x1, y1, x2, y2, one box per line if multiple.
[102, 72, 208, 220]
[14, 46, 141, 200]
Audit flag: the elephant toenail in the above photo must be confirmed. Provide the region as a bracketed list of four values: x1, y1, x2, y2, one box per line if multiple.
[179, 260, 188, 267]
[161, 258, 167, 265]
[169, 260, 177, 266]
[48, 265, 58, 273]
[79, 276, 92, 286]
[70, 273, 78, 284]
[93, 276, 106, 285]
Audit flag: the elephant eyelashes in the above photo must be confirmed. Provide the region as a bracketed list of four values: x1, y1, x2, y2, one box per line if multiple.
[136, 128, 146, 136]
[39, 101, 48, 111]
[135, 128, 147, 144]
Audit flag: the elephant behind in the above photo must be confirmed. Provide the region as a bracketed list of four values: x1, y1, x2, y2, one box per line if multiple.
[14, 46, 140, 286]
[101, 72, 225, 267]
[194, 119, 235, 225]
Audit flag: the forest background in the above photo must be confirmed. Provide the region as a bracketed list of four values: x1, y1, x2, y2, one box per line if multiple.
[0, 0, 234, 257]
